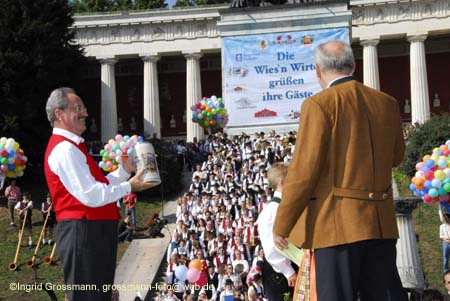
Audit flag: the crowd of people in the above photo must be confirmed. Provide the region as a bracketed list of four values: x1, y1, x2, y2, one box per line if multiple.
[155, 130, 297, 301]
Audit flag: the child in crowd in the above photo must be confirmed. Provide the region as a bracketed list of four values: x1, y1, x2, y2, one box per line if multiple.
[256, 162, 297, 300]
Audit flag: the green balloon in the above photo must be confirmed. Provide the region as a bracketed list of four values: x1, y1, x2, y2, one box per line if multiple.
[444, 183, 450, 192]
[1, 157, 7, 165]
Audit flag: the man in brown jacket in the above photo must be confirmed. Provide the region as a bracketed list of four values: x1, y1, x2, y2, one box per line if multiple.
[273, 40, 407, 301]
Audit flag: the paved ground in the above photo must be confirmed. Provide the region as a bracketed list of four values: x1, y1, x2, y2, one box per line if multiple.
[115, 171, 191, 301]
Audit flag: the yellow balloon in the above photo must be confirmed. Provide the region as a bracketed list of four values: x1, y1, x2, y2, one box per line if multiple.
[434, 170, 445, 181]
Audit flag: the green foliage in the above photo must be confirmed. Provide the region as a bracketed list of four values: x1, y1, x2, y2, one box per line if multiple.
[173, 0, 195, 7]
[134, 0, 168, 9]
[393, 168, 414, 197]
[0, 0, 86, 179]
[70, 0, 113, 13]
[413, 201, 444, 294]
[399, 114, 450, 177]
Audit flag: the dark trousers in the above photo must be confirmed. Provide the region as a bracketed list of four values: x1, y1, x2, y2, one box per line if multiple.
[262, 257, 294, 301]
[314, 239, 407, 301]
[56, 219, 118, 301]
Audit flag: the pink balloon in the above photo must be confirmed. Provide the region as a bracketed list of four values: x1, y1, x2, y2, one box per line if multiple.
[195, 273, 207, 286]
[187, 268, 200, 283]
[416, 162, 425, 171]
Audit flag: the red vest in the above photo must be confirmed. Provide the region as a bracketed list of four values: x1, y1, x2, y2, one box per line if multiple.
[44, 134, 120, 221]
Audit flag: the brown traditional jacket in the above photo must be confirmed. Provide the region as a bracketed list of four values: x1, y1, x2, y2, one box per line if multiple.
[273, 78, 405, 249]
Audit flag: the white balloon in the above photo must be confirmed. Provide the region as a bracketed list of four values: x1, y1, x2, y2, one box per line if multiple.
[415, 171, 424, 179]
[444, 168, 450, 178]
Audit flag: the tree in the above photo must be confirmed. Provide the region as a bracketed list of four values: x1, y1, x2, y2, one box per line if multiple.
[135, 0, 168, 9]
[0, 0, 86, 180]
[174, 0, 195, 7]
[70, 0, 113, 13]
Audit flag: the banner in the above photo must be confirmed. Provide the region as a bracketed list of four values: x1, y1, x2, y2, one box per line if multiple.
[223, 27, 349, 127]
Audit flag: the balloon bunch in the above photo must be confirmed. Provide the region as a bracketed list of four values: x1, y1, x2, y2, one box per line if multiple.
[98, 134, 143, 172]
[186, 259, 207, 286]
[191, 96, 228, 129]
[409, 140, 450, 205]
[0, 137, 27, 178]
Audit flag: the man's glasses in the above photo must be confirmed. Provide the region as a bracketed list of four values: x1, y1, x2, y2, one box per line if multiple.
[63, 105, 87, 113]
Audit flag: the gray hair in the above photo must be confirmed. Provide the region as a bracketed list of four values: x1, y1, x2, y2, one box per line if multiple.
[45, 87, 75, 126]
[314, 40, 355, 74]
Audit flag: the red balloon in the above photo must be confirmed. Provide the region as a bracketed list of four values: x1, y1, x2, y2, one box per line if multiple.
[423, 194, 433, 203]
[195, 273, 207, 286]
[0, 150, 7, 157]
[424, 170, 434, 181]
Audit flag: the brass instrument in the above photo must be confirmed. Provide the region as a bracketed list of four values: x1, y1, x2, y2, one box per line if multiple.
[44, 243, 56, 265]
[9, 209, 28, 271]
[26, 204, 52, 267]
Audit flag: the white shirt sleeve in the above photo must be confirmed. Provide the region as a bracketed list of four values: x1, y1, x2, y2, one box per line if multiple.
[257, 203, 295, 279]
[48, 140, 131, 208]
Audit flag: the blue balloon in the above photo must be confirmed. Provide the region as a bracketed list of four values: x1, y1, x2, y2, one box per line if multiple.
[219, 103, 225, 108]
[8, 150, 15, 157]
[426, 159, 436, 168]
[138, 136, 144, 142]
[174, 265, 188, 282]
[8, 164, 15, 171]
[431, 179, 442, 188]
[438, 158, 447, 168]
[424, 180, 432, 190]
[409, 183, 416, 191]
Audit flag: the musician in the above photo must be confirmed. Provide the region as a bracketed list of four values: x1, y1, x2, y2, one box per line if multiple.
[15, 192, 33, 248]
[41, 193, 56, 245]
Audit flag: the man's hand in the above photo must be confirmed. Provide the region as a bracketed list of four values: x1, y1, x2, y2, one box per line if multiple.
[128, 169, 159, 192]
[273, 233, 289, 250]
[287, 273, 297, 287]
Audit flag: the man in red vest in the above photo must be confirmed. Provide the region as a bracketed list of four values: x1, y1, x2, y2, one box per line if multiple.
[44, 87, 155, 301]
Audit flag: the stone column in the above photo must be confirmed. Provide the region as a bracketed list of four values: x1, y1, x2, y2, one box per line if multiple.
[408, 35, 430, 124]
[100, 58, 118, 143]
[142, 54, 161, 139]
[184, 52, 204, 142]
[361, 39, 380, 90]
[394, 197, 425, 292]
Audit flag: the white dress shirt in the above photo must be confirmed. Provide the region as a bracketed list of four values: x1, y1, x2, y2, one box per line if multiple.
[256, 191, 295, 279]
